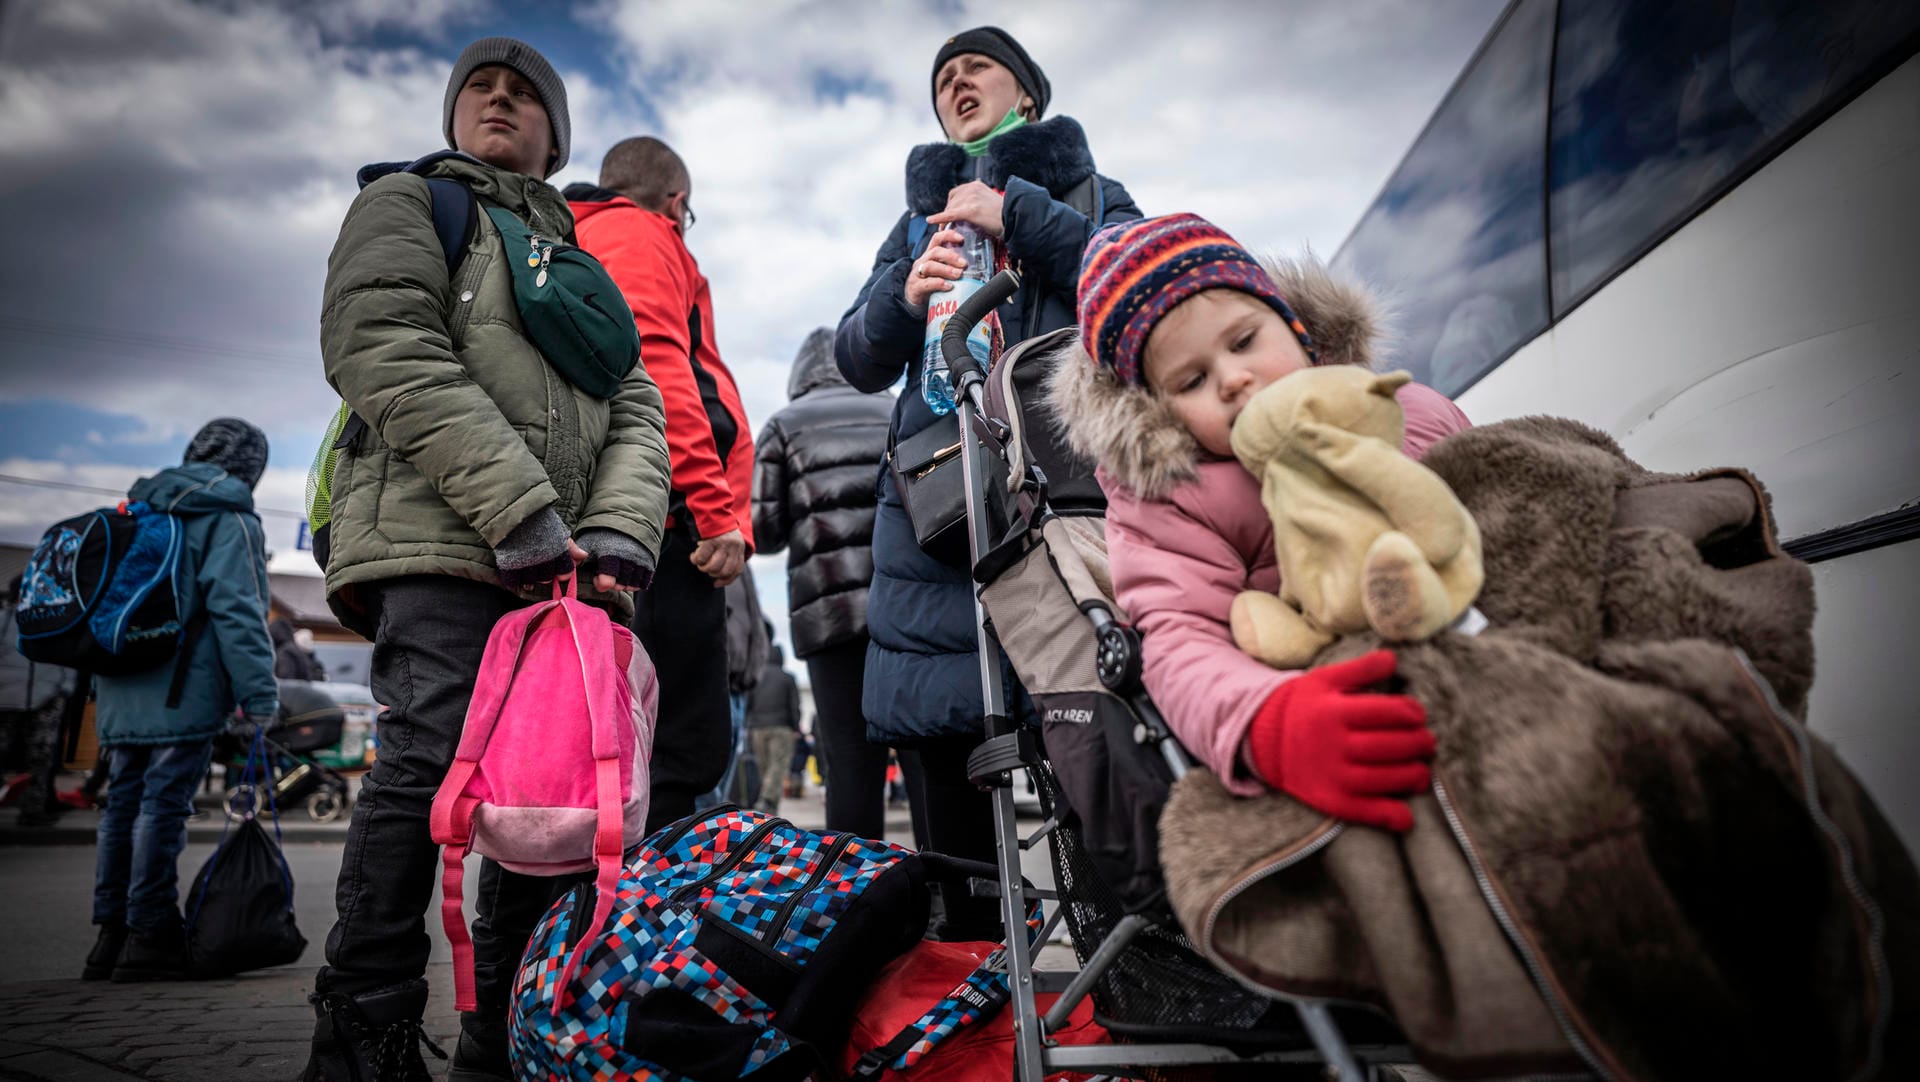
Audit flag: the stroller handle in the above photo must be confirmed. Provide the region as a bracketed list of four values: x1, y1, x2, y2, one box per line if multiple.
[940, 268, 1022, 395]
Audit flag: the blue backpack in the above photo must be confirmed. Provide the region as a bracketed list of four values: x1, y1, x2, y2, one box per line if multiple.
[510, 806, 1039, 1081]
[15, 501, 204, 703]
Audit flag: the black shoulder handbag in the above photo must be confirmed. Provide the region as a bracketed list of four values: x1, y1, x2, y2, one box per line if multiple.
[888, 413, 968, 561]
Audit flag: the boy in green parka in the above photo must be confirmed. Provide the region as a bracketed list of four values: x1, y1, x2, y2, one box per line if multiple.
[301, 37, 670, 1082]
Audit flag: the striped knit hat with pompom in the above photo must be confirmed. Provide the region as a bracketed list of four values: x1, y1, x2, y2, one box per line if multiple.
[1076, 213, 1315, 387]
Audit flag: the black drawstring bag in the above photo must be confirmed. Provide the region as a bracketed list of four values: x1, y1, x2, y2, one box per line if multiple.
[184, 728, 307, 976]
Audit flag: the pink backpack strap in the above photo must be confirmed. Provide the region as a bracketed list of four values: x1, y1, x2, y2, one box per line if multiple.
[452, 598, 554, 762]
[432, 759, 481, 1011]
[549, 581, 627, 1012]
[552, 757, 625, 1015]
[428, 577, 568, 1014]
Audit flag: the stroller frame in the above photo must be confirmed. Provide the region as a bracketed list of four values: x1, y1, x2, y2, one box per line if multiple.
[937, 272, 1409, 1080]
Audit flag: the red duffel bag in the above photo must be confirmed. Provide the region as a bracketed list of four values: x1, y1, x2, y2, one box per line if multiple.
[839, 938, 1112, 1082]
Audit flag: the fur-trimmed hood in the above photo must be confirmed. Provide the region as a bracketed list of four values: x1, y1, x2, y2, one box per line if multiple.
[1046, 255, 1383, 500]
[905, 115, 1096, 215]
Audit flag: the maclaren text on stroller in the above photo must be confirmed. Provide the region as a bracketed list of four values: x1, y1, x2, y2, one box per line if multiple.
[934, 273, 1414, 1080]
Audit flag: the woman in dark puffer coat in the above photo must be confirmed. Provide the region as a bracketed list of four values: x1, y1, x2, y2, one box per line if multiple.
[833, 26, 1140, 932]
[752, 328, 897, 838]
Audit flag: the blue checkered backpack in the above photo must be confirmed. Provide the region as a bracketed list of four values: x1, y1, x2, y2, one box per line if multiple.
[509, 806, 1040, 1081]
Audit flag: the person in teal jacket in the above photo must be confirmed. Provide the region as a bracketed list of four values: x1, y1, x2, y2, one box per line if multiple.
[86, 418, 280, 983]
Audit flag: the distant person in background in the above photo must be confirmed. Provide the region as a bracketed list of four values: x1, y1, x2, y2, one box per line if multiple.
[751, 327, 898, 837]
[1, 573, 78, 828]
[293, 628, 327, 682]
[271, 617, 322, 681]
[744, 627, 801, 816]
[566, 136, 755, 833]
[87, 419, 280, 983]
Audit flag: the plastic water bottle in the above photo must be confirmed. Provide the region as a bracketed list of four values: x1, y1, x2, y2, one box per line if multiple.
[921, 221, 1000, 414]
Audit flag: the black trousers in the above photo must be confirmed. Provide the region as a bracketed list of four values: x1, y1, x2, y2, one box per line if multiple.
[630, 525, 732, 833]
[899, 731, 999, 937]
[807, 636, 893, 839]
[318, 576, 567, 1016]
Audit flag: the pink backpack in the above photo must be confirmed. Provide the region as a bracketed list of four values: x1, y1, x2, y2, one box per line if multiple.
[429, 576, 657, 1012]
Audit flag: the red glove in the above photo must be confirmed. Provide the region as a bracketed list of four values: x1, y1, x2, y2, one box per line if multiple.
[1244, 650, 1435, 832]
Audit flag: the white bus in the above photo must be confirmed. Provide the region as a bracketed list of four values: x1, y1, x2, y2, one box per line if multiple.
[1332, 0, 1920, 851]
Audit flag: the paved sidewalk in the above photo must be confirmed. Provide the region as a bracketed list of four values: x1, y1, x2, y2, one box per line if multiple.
[0, 783, 1063, 1081]
[0, 964, 462, 1082]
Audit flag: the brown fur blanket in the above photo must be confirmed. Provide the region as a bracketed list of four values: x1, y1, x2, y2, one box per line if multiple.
[1158, 417, 1919, 1081]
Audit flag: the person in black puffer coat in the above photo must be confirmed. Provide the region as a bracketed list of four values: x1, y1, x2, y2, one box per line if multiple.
[834, 26, 1140, 933]
[752, 327, 898, 838]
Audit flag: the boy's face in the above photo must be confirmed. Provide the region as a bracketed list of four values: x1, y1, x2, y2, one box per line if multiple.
[934, 53, 1027, 142]
[1143, 289, 1312, 458]
[451, 64, 555, 178]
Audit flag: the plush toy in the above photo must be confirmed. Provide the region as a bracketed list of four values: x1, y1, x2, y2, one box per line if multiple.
[1228, 367, 1483, 669]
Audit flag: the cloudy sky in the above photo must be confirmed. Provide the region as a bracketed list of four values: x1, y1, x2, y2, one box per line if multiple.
[0, 0, 1504, 654]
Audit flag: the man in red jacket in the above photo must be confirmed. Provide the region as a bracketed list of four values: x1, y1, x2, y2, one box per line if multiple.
[565, 137, 753, 831]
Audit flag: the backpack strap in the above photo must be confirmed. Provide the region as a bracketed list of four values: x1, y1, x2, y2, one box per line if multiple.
[907, 215, 930, 257]
[549, 575, 629, 1015]
[163, 608, 210, 711]
[429, 583, 541, 1014]
[434, 780, 481, 1010]
[421, 177, 477, 280]
[850, 855, 1045, 1078]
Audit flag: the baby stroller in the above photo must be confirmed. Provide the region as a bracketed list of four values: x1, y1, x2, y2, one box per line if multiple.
[217, 682, 353, 823]
[934, 274, 1415, 1080]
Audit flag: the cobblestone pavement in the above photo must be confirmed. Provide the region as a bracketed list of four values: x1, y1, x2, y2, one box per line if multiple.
[0, 782, 1076, 1081]
[0, 964, 463, 1082]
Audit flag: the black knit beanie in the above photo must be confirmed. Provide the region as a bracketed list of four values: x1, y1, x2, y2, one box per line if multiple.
[930, 27, 1051, 121]
[443, 36, 571, 177]
[183, 418, 269, 491]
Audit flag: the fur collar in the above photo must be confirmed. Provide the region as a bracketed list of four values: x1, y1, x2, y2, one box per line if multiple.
[905, 115, 1096, 216]
[1045, 255, 1384, 501]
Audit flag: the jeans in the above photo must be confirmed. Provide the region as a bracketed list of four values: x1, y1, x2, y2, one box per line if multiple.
[93, 738, 215, 932]
[318, 575, 566, 1013]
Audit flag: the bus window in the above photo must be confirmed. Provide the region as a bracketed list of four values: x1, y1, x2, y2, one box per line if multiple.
[1330, 0, 1554, 397]
[1548, 0, 1920, 314]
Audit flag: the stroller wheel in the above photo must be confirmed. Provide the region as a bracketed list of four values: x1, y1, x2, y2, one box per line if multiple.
[307, 784, 347, 823]
[225, 785, 261, 822]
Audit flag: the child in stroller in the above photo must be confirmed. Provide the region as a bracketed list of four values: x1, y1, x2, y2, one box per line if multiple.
[919, 215, 1468, 1079]
[1052, 213, 1470, 833]
[216, 682, 353, 822]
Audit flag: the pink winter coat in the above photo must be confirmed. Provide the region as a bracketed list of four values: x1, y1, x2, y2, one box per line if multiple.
[1103, 383, 1469, 792]
[1046, 255, 1471, 793]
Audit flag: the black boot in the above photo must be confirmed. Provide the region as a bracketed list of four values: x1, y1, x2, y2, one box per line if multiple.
[446, 1013, 512, 1082]
[82, 922, 127, 981]
[110, 922, 190, 982]
[298, 979, 445, 1082]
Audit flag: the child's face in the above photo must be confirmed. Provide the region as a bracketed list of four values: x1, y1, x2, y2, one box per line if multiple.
[1143, 289, 1312, 458]
[451, 64, 555, 178]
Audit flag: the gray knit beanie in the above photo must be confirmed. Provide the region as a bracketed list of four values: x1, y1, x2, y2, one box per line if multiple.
[183, 418, 269, 491]
[443, 36, 571, 177]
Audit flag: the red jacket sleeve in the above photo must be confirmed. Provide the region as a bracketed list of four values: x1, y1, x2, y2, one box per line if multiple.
[578, 208, 738, 541]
